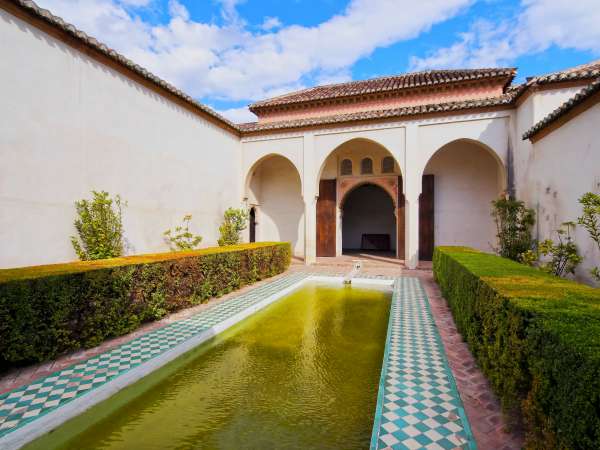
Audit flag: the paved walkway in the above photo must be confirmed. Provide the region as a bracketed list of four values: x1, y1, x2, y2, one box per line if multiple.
[0, 255, 523, 449]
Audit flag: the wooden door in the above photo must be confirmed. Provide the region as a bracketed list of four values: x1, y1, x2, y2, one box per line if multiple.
[419, 175, 435, 261]
[249, 207, 256, 243]
[397, 175, 405, 259]
[316, 179, 336, 257]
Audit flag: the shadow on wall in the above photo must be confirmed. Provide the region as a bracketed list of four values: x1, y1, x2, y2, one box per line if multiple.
[423, 139, 504, 252]
[247, 155, 304, 256]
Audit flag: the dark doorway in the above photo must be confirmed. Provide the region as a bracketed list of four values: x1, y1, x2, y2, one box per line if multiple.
[316, 180, 337, 257]
[249, 207, 256, 243]
[419, 175, 435, 260]
[342, 184, 396, 254]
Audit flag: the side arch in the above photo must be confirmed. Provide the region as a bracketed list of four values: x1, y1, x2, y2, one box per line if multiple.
[243, 153, 303, 200]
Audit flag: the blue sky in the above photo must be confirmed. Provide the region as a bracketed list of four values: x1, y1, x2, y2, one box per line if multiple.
[37, 0, 600, 122]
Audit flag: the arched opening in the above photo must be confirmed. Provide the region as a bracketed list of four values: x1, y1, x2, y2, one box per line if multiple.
[420, 139, 505, 259]
[316, 138, 404, 259]
[245, 154, 304, 257]
[342, 184, 396, 255]
[249, 207, 256, 243]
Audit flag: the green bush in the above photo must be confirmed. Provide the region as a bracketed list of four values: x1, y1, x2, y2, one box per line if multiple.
[71, 191, 125, 260]
[433, 246, 600, 449]
[491, 197, 535, 261]
[218, 207, 249, 246]
[163, 214, 203, 251]
[0, 242, 291, 370]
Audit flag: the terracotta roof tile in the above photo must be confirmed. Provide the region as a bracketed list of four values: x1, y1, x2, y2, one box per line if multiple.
[522, 77, 600, 140]
[250, 68, 516, 111]
[240, 94, 515, 133]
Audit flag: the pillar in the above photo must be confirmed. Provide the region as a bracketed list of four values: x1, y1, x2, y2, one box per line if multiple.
[303, 133, 317, 265]
[404, 124, 421, 269]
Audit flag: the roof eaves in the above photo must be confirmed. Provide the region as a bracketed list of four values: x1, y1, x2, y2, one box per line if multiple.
[522, 77, 600, 141]
[241, 94, 515, 134]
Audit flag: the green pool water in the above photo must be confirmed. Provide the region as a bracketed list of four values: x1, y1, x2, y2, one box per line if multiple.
[27, 281, 391, 450]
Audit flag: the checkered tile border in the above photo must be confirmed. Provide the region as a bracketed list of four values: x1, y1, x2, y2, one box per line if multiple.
[370, 277, 476, 450]
[0, 272, 309, 438]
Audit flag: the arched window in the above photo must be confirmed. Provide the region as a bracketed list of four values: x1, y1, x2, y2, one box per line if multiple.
[381, 156, 395, 174]
[361, 157, 373, 174]
[340, 159, 353, 176]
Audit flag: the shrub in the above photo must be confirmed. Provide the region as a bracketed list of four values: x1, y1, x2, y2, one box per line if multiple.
[0, 242, 291, 370]
[71, 191, 125, 260]
[218, 207, 249, 246]
[491, 197, 535, 261]
[578, 192, 600, 281]
[163, 214, 203, 251]
[433, 246, 600, 449]
[537, 221, 582, 277]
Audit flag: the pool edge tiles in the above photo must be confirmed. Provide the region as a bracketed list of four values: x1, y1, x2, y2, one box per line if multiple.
[0, 272, 310, 450]
[370, 277, 476, 450]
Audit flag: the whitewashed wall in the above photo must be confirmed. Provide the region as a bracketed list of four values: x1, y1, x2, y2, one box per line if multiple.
[0, 10, 241, 268]
[423, 140, 503, 252]
[517, 101, 600, 284]
[246, 156, 304, 256]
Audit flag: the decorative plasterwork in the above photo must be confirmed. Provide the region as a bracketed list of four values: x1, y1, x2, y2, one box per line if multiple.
[338, 175, 398, 210]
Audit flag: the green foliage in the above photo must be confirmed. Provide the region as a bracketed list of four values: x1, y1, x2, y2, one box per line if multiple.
[0, 243, 291, 370]
[491, 197, 535, 261]
[537, 222, 582, 277]
[578, 192, 600, 282]
[71, 191, 125, 260]
[218, 207, 249, 246]
[163, 214, 203, 251]
[433, 246, 600, 449]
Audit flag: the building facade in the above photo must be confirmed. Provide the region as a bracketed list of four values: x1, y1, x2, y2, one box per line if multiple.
[1, 0, 599, 282]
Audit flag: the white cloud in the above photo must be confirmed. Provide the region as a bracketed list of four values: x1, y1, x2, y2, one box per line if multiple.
[409, 0, 600, 71]
[216, 106, 257, 123]
[260, 16, 282, 31]
[167, 0, 189, 20]
[36, 0, 473, 104]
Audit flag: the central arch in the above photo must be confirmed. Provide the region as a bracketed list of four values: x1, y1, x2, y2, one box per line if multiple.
[315, 137, 404, 259]
[341, 183, 397, 254]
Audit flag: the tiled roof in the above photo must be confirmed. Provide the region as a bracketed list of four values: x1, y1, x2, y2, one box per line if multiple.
[7, 0, 239, 133]
[250, 68, 516, 112]
[534, 59, 600, 85]
[240, 94, 515, 133]
[511, 59, 600, 102]
[522, 77, 600, 140]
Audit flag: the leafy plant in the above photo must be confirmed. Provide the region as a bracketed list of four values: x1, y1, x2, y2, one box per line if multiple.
[0, 243, 291, 369]
[491, 197, 535, 261]
[71, 191, 125, 260]
[578, 192, 600, 281]
[433, 246, 600, 449]
[218, 207, 249, 246]
[163, 214, 203, 251]
[537, 222, 582, 277]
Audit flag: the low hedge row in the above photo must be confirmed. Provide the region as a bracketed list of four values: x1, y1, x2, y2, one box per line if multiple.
[0, 242, 291, 370]
[433, 246, 600, 449]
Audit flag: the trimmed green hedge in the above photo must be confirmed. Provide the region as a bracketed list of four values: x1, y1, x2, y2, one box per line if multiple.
[433, 246, 600, 449]
[0, 242, 291, 369]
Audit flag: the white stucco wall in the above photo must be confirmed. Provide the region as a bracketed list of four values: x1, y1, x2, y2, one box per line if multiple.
[519, 102, 600, 284]
[0, 10, 241, 268]
[423, 141, 503, 252]
[246, 156, 304, 256]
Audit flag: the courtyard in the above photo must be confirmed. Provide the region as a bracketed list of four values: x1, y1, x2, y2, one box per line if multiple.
[2, 0, 600, 449]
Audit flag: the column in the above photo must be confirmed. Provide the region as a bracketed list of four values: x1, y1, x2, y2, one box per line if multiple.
[404, 124, 421, 269]
[303, 133, 317, 265]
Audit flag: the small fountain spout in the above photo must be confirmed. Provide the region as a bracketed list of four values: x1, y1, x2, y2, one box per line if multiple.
[343, 260, 363, 284]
